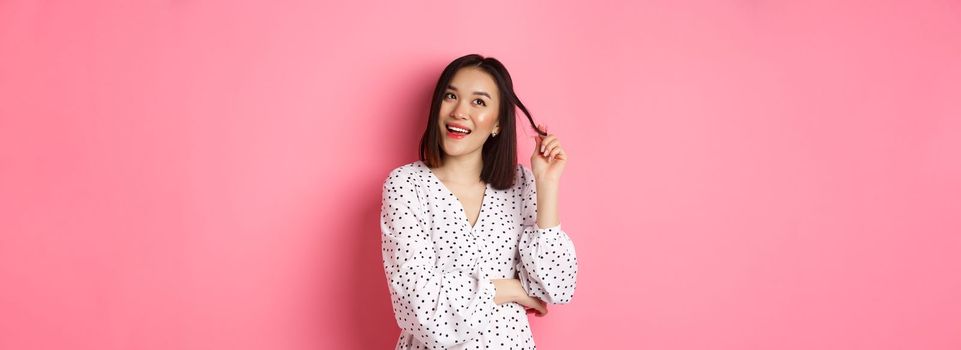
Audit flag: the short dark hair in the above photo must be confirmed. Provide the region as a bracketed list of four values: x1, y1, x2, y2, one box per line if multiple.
[419, 54, 547, 190]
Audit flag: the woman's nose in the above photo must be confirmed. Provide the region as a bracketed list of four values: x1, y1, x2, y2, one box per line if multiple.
[452, 105, 470, 118]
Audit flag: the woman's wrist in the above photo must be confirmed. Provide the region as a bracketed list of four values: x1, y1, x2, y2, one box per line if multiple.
[536, 182, 560, 229]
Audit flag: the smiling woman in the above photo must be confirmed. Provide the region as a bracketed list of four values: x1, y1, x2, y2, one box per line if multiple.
[419, 54, 549, 190]
[380, 54, 579, 349]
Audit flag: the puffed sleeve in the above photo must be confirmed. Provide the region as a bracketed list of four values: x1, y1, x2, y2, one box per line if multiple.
[380, 168, 498, 347]
[515, 166, 579, 304]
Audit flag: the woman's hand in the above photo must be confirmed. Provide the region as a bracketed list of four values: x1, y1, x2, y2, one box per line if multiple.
[531, 125, 567, 183]
[493, 278, 549, 317]
[515, 293, 549, 317]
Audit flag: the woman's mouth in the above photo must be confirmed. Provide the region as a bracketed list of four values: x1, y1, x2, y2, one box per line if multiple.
[446, 124, 471, 139]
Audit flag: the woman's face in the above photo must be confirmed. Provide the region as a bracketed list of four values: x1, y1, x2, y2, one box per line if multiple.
[437, 67, 500, 158]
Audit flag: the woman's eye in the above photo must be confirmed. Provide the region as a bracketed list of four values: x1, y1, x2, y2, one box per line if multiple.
[473, 99, 486, 106]
[444, 92, 456, 100]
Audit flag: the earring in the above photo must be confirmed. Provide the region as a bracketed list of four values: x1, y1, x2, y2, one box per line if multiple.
[492, 131, 498, 137]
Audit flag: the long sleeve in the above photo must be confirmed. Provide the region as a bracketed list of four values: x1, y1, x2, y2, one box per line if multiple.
[515, 166, 579, 304]
[380, 169, 498, 347]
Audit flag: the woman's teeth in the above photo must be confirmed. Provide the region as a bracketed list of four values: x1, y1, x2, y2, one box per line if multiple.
[447, 126, 471, 134]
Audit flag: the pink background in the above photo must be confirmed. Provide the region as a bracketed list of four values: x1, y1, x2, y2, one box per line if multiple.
[2, 0, 960, 349]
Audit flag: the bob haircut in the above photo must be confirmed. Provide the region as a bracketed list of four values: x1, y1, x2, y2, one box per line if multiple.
[419, 54, 547, 190]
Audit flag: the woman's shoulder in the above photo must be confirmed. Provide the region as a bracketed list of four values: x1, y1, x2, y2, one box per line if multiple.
[386, 160, 425, 176]
[383, 160, 429, 188]
[512, 163, 534, 190]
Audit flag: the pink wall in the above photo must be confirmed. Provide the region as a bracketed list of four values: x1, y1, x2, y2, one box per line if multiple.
[2, 0, 959, 349]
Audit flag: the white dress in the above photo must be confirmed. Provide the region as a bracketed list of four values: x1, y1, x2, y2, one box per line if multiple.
[380, 160, 579, 349]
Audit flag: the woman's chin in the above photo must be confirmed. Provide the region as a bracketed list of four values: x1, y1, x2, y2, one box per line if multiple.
[443, 145, 478, 157]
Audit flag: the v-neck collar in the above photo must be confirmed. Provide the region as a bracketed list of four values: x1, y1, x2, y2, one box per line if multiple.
[420, 160, 490, 231]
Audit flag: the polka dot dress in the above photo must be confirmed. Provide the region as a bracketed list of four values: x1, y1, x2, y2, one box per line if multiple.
[380, 160, 579, 349]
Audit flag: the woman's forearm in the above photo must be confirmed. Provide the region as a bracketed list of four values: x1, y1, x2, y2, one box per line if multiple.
[492, 278, 523, 305]
[536, 179, 560, 228]
[494, 179, 560, 305]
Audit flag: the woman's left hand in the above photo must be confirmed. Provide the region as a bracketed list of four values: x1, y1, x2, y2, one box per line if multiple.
[531, 126, 567, 182]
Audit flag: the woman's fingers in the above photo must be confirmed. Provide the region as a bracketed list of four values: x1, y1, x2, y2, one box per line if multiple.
[540, 137, 563, 162]
[540, 135, 557, 153]
[547, 146, 563, 162]
[526, 307, 544, 317]
[532, 298, 548, 316]
[518, 295, 548, 316]
[534, 130, 567, 165]
[539, 136, 559, 156]
[534, 135, 547, 155]
[542, 141, 558, 156]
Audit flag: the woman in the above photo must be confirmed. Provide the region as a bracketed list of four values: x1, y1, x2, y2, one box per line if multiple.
[380, 53, 578, 349]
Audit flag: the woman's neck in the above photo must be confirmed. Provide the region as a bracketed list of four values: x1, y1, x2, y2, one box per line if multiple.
[435, 152, 484, 185]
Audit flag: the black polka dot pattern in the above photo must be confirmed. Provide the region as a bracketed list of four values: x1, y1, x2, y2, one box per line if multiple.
[380, 160, 579, 349]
